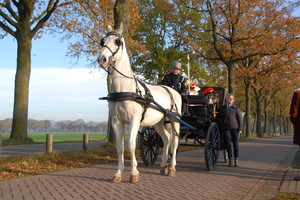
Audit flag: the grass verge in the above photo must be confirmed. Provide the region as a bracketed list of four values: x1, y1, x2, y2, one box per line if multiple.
[0, 143, 130, 181]
[274, 193, 300, 200]
[1, 132, 107, 144]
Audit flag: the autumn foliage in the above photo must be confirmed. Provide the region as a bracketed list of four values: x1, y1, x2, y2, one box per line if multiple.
[1, 0, 300, 139]
[51, 0, 142, 62]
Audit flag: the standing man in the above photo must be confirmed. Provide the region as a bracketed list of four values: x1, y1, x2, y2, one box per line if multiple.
[290, 88, 300, 146]
[219, 94, 243, 167]
[290, 88, 300, 181]
[161, 62, 187, 96]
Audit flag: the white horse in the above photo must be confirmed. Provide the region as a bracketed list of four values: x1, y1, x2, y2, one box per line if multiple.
[98, 24, 182, 183]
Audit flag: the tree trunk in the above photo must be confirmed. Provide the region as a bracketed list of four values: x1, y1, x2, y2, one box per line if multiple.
[107, 113, 116, 144]
[252, 113, 256, 136]
[273, 100, 277, 136]
[106, 68, 115, 144]
[245, 81, 251, 138]
[227, 63, 235, 95]
[242, 115, 247, 140]
[255, 97, 263, 137]
[106, 0, 130, 144]
[279, 108, 283, 135]
[268, 116, 272, 136]
[264, 99, 268, 136]
[288, 117, 291, 135]
[114, 0, 129, 44]
[10, 35, 32, 141]
[289, 117, 292, 135]
[284, 116, 288, 135]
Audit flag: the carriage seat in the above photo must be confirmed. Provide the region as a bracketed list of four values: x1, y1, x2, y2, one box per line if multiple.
[186, 95, 209, 105]
[185, 94, 219, 119]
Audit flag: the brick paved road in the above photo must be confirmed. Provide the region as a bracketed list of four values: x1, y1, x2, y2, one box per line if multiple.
[0, 136, 298, 200]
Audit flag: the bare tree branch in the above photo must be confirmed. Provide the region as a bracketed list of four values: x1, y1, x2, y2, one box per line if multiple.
[0, 20, 15, 37]
[4, 0, 19, 22]
[31, 1, 75, 36]
[0, 9, 18, 27]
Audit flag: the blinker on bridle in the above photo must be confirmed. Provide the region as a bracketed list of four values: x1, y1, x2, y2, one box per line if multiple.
[99, 30, 149, 96]
[99, 31, 136, 81]
[100, 31, 123, 58]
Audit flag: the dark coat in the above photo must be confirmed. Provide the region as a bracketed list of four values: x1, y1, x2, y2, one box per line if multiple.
[161, 73, 186, 95]
[290, 90, 300, 144]
[219, 103, 242, 131]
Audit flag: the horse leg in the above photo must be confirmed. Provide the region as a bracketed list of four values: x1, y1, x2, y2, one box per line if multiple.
[128, 118, 141, 183]
[168, 120, 180, 177]
[112, 121, 125, 182]
[154, 120, 170, 176]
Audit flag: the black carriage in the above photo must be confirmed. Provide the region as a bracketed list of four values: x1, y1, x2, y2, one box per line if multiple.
[139, 87, 227, 171]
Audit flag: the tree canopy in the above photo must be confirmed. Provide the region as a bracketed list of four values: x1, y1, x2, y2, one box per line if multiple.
[1, 0, 300, 139]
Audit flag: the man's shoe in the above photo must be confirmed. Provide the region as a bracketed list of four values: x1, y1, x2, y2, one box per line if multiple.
[229, 159, 233, 167]
[235, 158, 239, 167]
[294, 177, 300, 181]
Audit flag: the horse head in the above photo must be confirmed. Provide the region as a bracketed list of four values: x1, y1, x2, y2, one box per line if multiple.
[98, 23, 124, 69]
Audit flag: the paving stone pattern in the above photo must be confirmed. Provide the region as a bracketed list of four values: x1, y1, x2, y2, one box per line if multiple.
[0, 136, 299, 200]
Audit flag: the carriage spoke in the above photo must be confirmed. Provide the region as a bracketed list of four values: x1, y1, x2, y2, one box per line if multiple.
[205, 122, 220, 171]
[139, 127, 160, 166]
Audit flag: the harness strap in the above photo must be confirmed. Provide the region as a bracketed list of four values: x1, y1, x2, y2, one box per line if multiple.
[99, 92, 147, 104]
[99, 91, 152, 123]
[137, 80, 153, 122]
[161, 86, 179, 115]
[98, 85, 181, 124]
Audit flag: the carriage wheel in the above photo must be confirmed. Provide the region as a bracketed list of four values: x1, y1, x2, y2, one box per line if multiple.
[205, 122, 220, 171]
[139, 127, 160, 166]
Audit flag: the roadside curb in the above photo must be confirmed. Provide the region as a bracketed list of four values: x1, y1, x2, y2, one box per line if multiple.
[250, 145, 298, 200]
[280, 149, 300, 194]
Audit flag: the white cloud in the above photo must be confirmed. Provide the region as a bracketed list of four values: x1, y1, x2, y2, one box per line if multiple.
[0, 67, 109, 122]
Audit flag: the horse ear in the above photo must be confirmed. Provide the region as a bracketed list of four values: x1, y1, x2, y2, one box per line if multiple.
[108, 25, 113, 32]
[116, 23, 123, 34]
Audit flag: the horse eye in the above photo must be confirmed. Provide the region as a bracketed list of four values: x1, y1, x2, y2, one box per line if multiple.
[100, 38, 105, 47]
[115, 38, 122, 46]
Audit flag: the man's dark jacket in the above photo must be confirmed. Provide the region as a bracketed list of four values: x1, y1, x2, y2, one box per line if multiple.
[290, 90, 300, 144]
[219, 103, 242, 131]
[161, 73, 186, 94]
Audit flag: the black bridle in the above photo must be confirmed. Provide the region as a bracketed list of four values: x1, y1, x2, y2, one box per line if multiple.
[99, 31, 136, 79]
[99, 31, 142, 94]
[100, 31, 124, 58]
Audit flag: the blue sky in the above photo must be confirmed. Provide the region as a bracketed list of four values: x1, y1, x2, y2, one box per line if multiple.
[0, 35, 109, 122]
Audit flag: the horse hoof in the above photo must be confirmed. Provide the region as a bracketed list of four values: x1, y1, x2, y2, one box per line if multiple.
[168, 169, 176, 177]
[130, 174, 140, 183]
[112, 175, 122, 183]
[160, 166, 168, 175]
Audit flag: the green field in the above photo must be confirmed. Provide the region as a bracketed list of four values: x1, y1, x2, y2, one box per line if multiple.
[0, 132, 107, 143]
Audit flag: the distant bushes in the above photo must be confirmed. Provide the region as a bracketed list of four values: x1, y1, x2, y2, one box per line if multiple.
[0, 118, 108, 133]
